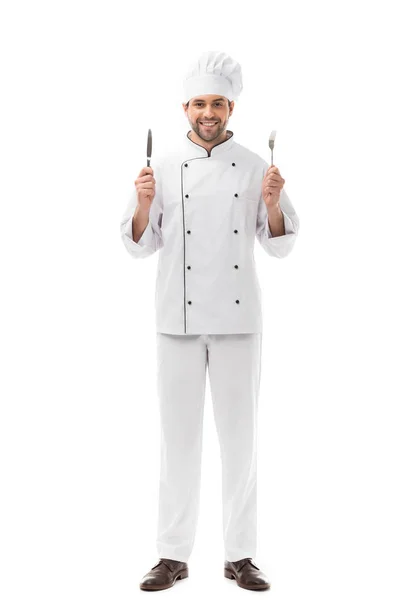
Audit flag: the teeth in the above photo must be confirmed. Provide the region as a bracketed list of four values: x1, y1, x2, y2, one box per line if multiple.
[201, 122, 217, 125]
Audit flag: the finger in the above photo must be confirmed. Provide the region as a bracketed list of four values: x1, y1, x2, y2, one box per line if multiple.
[264, 175, 282, 184]
[264, 186, 281, 196]
[138, 167, 154, 177]
[136, 175, 155, 184]
[265, 174, 283, 181]
[265, 181, 281, 188]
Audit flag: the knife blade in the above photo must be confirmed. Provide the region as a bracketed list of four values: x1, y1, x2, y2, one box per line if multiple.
[147, 128, 152, 167]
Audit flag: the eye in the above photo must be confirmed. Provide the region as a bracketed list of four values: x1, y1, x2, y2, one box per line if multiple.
[194, 102, 223, 107]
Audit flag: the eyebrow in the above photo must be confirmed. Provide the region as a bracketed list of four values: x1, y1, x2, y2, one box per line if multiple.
[192, 97, 226, 102]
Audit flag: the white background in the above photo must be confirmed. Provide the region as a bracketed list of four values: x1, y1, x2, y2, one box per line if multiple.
[1, 1, 399, 598]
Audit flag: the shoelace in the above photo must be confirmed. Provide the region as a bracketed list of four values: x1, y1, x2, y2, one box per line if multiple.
[151, 559, 176, 572]
[235, 558, 260, 572]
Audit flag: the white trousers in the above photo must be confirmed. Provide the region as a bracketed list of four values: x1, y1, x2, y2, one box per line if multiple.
[155, 332, 263, 563]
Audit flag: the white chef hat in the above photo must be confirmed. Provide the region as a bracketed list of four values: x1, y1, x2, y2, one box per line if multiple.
[183, 50, 243, 104]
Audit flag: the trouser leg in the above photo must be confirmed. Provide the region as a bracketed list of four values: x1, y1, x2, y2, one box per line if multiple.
[207, 333, 263, 562]
[155, 333, 207, 562]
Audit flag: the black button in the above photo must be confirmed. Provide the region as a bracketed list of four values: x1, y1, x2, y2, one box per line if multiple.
[232, 162, 235, 166]
[185, 194, 189, 198]
[187, 265, 191, 269]
[184, 163, 188, 167]
[234, 265, 238, 269]
[187, 230, 191, 234]
[236, 300, 240, 304]
[234, 229, 238, 234]
[234, 193, 238, 197]
[188, 301, 192, 305]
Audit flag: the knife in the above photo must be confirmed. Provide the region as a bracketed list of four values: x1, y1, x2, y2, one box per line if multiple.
[147, 128, 152, 167]
[269, 130, 276, 166]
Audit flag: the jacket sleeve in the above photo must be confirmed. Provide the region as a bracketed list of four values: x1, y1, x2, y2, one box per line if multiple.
[255, 161, 300, 258]
[120, 159, 164, 259]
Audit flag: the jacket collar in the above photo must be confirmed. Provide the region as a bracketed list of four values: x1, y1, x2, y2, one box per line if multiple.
[185, 129, 235, 157]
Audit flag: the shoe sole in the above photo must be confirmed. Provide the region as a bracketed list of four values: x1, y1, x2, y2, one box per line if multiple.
[140, 568, 188, 591]
[224, 568, 271, 591]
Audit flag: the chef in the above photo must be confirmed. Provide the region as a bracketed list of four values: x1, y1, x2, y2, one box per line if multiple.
[120, 51, 300, 592]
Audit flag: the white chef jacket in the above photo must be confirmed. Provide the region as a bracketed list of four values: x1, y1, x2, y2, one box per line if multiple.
[120, 130, 300, 334]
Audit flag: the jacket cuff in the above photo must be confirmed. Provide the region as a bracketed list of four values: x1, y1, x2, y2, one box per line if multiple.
[123, 217, 154, 247]
[266, 209, 296, 238]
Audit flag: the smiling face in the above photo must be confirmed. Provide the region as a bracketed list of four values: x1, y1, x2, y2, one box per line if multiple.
[182, 94, 234, 147]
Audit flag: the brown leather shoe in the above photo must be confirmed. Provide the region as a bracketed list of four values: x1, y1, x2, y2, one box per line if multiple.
[139, 558, 189, 591]
[224, 557, 271, 591]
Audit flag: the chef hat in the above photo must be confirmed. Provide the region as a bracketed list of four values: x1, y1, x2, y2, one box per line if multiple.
[183, 51, 243, 104]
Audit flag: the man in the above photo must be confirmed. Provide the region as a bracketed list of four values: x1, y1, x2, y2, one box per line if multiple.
[120, 51, 300, 592]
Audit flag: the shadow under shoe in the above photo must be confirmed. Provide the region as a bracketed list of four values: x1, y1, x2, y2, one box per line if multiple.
[140, 558, 189, 591]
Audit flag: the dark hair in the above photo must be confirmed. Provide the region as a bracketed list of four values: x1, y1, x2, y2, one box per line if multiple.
[185, 99, 232, 108]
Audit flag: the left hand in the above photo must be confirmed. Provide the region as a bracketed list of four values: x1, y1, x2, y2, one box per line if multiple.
[262, 166, 285, 208]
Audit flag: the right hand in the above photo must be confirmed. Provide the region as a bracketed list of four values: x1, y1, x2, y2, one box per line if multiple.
[135, 167, 156, 209]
